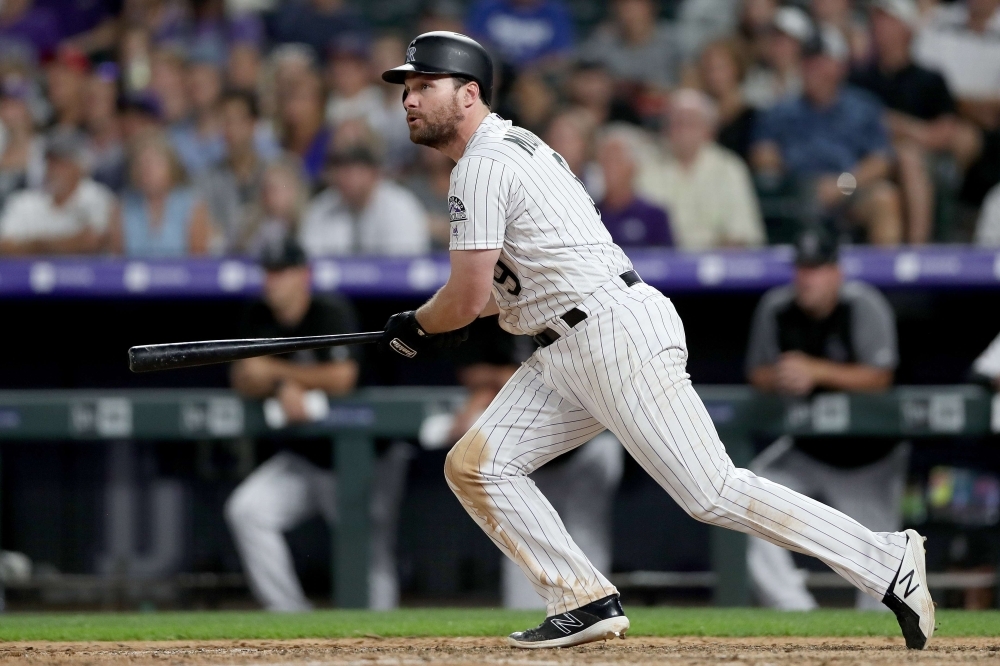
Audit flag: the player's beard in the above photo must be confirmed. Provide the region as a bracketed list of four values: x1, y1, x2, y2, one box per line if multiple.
[408, 93, 463, 148]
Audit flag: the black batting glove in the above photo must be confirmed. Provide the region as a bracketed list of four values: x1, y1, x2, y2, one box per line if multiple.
[380, 311, 471, 359]
[380, 311, 431, 359]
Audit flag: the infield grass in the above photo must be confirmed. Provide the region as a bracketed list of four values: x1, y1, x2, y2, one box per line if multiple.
[0, 608, 998, 642]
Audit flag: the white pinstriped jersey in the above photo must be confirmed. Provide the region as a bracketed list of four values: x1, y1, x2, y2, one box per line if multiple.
[448, 114, 633, 336]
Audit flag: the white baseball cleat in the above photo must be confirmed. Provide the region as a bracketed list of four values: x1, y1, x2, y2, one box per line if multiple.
[882, 529, 935, 649]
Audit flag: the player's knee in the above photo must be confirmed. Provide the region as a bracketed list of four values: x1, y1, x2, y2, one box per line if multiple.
[444, 428, 486, 494]
[223, 485, 257, 529]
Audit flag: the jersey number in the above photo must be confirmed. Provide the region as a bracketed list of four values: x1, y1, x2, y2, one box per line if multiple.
[494, 259, 521, 296]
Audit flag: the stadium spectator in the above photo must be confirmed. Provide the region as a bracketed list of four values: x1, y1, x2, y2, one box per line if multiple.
[565, 60, 641, 127]
[167, 52, 226, 177]
[742, 5, 810, 110]
[751, 26, 903, 245]
[676, 0, 741, 63]
[0, 132, 116, 255]
[465, 0, 574, 71]
[299, 134, 429, 256]
[745, 229, 906, 611]
[225, 238, 411, 611]
[83, 63, 127, 192]
[236, 157, 310, 255]
[269, 0, 368, 58]
[595, 124, 673, 247]
[914, 0, 1000, 131]
[637, 88, 764, 250]
[45, 45, 89, 133]
[278, 71, 331, 186]
[543, 108, 601, 195]
[698, 38, 757, 162]
[120, 0, 189, 46]
[323, 35, 381, 131]
[118, 91, 163, 143]
[811, 0, 871, 65]
[118, 25, 153, 93]
[580, 0, 681, 89]
[110, 133, 215, 256]
[404, 146, 455, 250]
[149, 47, 190, 128]
[36, 0, 120, 55]
[0, 0, 60, 62]
[417, 0, 465, 34]
[850, 0, 982, 244]
[225, 23, 263, 94]
[369, 34, 418, 173]
[201, 90, 270, 252]
[0, 77, 46, 212]
[975, 182, 1000, 245]
[503, 68, 557, 134]
[737, 0, 779, 62]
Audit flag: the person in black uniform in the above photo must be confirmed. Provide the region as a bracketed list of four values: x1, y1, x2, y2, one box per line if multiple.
[744, 229, 907, 611]
[224, 238, 411, 610]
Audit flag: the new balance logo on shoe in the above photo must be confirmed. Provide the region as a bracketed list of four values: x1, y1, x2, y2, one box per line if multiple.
[550, 613, 584, 635]
[897, 569, 920, 598]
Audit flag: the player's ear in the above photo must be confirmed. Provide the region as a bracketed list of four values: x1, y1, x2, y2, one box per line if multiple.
[463, 80, 480, 109]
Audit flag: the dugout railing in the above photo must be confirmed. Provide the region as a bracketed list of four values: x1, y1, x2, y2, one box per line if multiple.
[0, 385, 997, 608]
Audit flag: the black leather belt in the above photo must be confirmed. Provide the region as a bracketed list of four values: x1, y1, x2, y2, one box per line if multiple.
[533, 270, 642, 348]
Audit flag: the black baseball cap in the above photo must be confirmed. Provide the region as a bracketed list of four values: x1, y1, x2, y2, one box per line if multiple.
[258, 237, 308, 271]
[794, 229, 839, 267]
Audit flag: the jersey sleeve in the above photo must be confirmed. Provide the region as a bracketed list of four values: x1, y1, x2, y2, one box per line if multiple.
[448, 156, 514, 251]
[849, 284, 898, 370]
[744, 288, 785, 373]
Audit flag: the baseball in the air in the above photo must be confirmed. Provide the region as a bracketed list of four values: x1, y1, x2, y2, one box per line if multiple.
[837, 172, 857, 196]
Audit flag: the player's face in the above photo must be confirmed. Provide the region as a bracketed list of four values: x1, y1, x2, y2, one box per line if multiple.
[794, 264, 842, 319]
[402, 74, 464, 148]
[263, 266, 312, 326]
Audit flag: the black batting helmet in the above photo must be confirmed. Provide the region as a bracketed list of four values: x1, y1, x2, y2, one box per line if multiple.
[381, 31, 493, 107]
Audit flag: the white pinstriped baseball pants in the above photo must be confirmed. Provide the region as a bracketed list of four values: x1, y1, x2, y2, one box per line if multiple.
[445, 277, 908, 616]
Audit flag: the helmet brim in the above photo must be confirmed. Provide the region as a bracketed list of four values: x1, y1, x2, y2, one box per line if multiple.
[381, 63, 455, 84]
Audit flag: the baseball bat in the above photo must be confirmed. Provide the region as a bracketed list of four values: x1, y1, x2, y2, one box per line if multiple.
[128, 331, 383, 373]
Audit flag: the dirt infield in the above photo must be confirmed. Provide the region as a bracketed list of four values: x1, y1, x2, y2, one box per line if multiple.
[0, 637, 997, 665]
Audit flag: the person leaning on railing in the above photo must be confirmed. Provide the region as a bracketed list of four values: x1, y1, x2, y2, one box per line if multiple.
[744, 228, 908, 611]
[224, 237, 412, 612]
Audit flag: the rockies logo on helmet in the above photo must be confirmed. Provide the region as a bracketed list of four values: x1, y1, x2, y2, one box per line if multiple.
[405, 45, 417, 63]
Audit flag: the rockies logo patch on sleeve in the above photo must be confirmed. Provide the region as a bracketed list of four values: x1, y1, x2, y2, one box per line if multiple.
[449, 196, 468, 222]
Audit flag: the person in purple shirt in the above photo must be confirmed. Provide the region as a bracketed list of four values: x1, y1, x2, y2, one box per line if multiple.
[34, 0, 121, 54]
[596, 125, 673, 247]
[466, 0, 574, 70]
[0, 0, 60, 61]
[278, 72, 331, 186]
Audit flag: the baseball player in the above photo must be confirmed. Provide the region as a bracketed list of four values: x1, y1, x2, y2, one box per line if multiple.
[378, 32, 935, 649]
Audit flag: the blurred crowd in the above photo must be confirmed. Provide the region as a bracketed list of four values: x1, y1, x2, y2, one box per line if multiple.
[0, 0, 999, 258]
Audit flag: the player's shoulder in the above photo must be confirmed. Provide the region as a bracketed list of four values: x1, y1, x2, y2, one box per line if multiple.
[759, 283, 796, 313]
[458, 114, 544, 169]
[841, 280, 892, 314]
